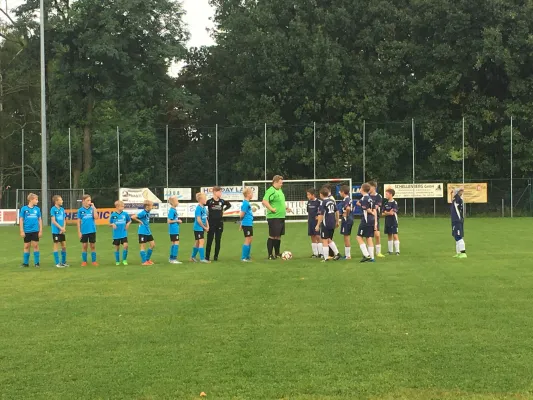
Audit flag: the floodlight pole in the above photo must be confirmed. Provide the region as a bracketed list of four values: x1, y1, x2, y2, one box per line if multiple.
[40, 0, 49, 225]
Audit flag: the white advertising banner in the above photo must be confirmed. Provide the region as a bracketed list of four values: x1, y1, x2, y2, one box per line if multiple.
[163, 188, 192, 201]
[0, 209, 18, 225]
[383, 183, 443, 199]
[119, 188, 162, 204]
[201, 186, 259, 201]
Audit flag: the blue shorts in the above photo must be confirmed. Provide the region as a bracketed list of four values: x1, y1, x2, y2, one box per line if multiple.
[320, 227, 334, 240]
[357, 225, 374, 238]
[340, 220, 353, 235]
[308, 220, 319, 236]
[452, 222, 464, 239]
[385, 225, 398, 235]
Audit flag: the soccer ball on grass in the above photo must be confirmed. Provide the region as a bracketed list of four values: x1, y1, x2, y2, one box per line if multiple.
[281, 251, 293, 260]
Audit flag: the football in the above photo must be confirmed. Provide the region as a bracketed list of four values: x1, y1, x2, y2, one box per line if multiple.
[281, 251, 293, 260]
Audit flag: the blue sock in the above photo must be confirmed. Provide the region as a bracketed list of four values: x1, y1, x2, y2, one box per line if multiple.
[175, 244, 179, 259]
[147, 248, 153, 261]
[199, 248, 205, 261]
[169, 245, 175, 260]
[61, 250, 66, 264]
[122, 250, 128, 260]
[114, 251, 120, 262]
[248, 244, 252, 259]
[191, 247, 198, 259]
[245, 245, 251, 259]
[53, 251, 60, 265]
[34, 251, 40, 265]
[23, 252, 30, 265]
[82, 252, 87, 262]
[140, 251, 147, 263]
[241, 245, 247, 260]
[91, 252, 97, 262]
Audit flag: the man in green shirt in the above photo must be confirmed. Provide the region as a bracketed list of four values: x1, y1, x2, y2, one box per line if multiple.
[262, 175, 291, 259]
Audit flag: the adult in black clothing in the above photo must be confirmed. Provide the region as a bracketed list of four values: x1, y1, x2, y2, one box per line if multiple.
[205, 186, 231, 261]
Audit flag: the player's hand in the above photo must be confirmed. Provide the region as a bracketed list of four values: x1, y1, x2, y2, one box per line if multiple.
[271, 208, 277, 213]
[315, 224, 320, 232]
[111, 223, 117, 229]
[356, 201, 361, 206]
[286, 207, 292, 213]
[177, 219, 182, 224]
[60, 228, 66, 234]
[239, 225, 243, 231]
[78, 232, 82, 239]
[20, 232, 25, 238]
[205, 227, 210, 232]
[336, 221, 340, 228]
[38, 231, 42, 238]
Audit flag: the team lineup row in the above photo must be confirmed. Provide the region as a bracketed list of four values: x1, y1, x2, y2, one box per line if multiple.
[17, 177, 465, 267]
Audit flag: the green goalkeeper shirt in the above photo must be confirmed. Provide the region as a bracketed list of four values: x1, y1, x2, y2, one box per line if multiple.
[263, 186, 286, 219]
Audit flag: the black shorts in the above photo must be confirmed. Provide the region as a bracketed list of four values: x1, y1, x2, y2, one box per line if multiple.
[340, 220, 353, 235]
[357, 225, 374, 238]
[138, 234, 154, 244]
[308, 221, 319, 236]
[52, 233, 66, 243]
[242, 226, 254, 238]
[385, 225, 398, 235]
[169, 234, 180, 242]
[23, 232, 40, 243]
[80, 233, 96, 243]
[320, 227, 334, 240]
[268, 218, 285, 237]
[194, 231, 205, 240]
[112, 237, 128, 246]
[452, 222, 464, 239]
[210, 221, 224, 233]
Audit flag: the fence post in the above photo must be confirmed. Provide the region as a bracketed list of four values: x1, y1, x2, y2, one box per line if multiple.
[117, 126, 121, 190]
[510, 117, 513, 218]
[362, 120, 366, 183]
[502, 198, 504, 217]
[412, 118, 415, 218]
[21, 129, 25, 191]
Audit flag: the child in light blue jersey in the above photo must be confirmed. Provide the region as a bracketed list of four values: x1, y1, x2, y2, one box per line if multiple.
[191, 193, 210, 263]
[77, 194, 99, 266]
[19, 193, 42, 268]
[51, 195, 68, 268]
[167, 196, 182, 264]
[109, 200, 132, 266]
[239, 187, 254, 262]
[132, 200, 155, 266]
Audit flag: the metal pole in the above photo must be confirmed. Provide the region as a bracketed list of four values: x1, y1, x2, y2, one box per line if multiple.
[21, 129, 25, 190]
[313, 122, 316, 181]
[264, 123, 267, 181]
[412, 118, 415, 218]
[510, 116, 513, 218]
[166, 125, 169, 189]
[502, 198, 504, 218]
[40, 0, 49, 225]
[68, 127, 72, 190]
[434, 198, 436, 218]
[462, 117, 465, 185]
[362, 120, 366, 183]
[215, 124, 218, 186]
[117, 126, 121, 189]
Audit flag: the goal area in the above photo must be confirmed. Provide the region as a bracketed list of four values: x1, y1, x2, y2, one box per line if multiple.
[242, 178, 352, 223]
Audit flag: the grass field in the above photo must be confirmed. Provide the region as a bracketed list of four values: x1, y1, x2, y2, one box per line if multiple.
[1, 218, 533, 400]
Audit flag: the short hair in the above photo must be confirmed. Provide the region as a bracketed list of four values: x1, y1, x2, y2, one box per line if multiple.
[212, 186, 222, 193]
[272, 175, 284, 183]
[52, 195, 61, 203]
[361, 183, 371, 192]
[143, 200, 153, 208]
[196, 192, 206, 201]
[368, 181, 377, 188]
[386, 188, 395, 197]
[27, 193, 38, 201]
[168, 195, 178, 203]
[306, 188, 316, 196]
[319, 187, 329, 197]
[114, 200, 124, 207]
[82, 194, 91, 201]
[340, 185, 350, 195]
[242, 187, 253, 197]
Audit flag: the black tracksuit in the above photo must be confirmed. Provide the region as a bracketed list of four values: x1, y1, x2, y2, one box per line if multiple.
[206, 198, 231, 260]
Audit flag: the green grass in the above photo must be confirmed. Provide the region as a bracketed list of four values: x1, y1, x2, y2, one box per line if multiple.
[1, 218, 533, 400]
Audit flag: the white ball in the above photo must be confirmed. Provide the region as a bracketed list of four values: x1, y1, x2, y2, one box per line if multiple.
[281, 251, 293, 260]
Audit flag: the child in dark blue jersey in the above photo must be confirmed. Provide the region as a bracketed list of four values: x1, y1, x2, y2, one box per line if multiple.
[239, 187, 254, 262]
[383, 188, 400, 255]
[356, 183, 376, 263]
[316, 187, 341, 262]
[51, 195, 68, 268]
[339, 185, 354, 259]
[306, 188, 322, 258]
[109, 200, 132, 266]
[451, 188, 467, 258]
[19, 193, 42, 268]
[369, 181, 385, 258]
[132, 200, 155, 266]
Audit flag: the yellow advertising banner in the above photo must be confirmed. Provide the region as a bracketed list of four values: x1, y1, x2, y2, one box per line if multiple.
[447, 183, 488, 203]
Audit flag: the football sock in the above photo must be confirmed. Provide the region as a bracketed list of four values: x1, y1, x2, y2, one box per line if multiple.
[317, 243, 323, 255]
[312, 243, 318, 256]
[322, 246, 329, 260]
[91, 252, 97, 262]
[34, 251, 40, 265]
[274, 240, 281, 256]
[329, 241, 339, 255]
[140, 250, 147, 263]
[458, 239, 466, 253]
[455, 242, 460, 254]
[199, 248, 205, 260]
[82, 252, 88, 262]
[122, 249, 128, 260]
[388, 241, 394, 253]
[23, 252, 30, 265]
[114, 251, 120, 263]
[242, 245, 247, 260]
[247, 244, 252, 259]
[368, 246, 375, 259]
[61, 250, 67, 264]
[345, 247, 351, 258]
[267, 238, 274, 256]
[174, 244, 179, 259]
[191, 247, 199, 259]
[53, 251, 60, 265]
[376, 244, 382, 255]
[394, 241, 400, 253]
[359, 244, 370, 257]
[146, 249, 153, 261]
